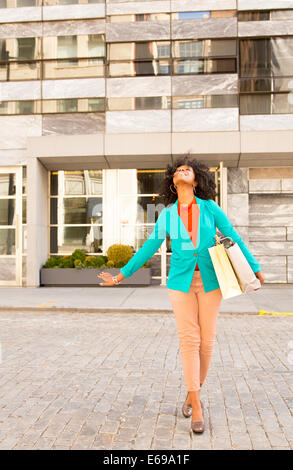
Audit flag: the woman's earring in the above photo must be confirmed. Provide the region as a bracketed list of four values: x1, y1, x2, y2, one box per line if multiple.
[193, 185, 197, 194]
[170, 183, 177, 194]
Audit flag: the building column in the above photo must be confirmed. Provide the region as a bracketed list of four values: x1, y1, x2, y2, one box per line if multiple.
[27, 157, 49, 287]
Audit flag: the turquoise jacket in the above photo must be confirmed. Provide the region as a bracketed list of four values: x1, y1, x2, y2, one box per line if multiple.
[120, 195, 262, 293]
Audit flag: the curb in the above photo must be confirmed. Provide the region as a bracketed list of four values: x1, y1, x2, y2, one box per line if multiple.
[0, 306, 260, 315]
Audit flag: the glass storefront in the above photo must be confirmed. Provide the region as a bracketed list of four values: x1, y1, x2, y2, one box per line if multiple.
[49, 170, 103, 254]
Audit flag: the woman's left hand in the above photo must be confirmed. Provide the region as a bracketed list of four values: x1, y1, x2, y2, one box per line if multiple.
[255, 270, 265, 285]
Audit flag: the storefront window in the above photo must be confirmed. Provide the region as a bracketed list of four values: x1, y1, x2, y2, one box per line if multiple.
[49, 170, 103, 254]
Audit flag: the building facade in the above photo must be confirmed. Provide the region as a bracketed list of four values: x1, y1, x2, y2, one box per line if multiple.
[0, 0, 292, 287]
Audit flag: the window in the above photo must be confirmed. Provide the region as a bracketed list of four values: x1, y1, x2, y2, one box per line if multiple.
[49, 171, 103, 254]
[238, 10, 293, 21]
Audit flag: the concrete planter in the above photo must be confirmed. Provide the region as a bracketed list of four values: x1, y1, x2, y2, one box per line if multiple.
[40, 267, 151, 286]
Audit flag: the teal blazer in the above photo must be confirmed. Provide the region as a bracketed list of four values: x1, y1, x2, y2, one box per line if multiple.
[120, 196, 262, 293]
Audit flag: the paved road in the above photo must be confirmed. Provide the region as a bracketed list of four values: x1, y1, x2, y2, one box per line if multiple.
[0, 310, 292, 450]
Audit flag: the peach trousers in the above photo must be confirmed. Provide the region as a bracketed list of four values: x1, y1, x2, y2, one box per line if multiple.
[167, 268, 223, 392]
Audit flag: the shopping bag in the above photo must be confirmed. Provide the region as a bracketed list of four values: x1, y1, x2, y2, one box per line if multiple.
[223, 240, 261, 293]
[208, 239, 242, 299]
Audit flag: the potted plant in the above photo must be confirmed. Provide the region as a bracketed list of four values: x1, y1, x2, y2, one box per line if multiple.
[40, 245, 151, 286]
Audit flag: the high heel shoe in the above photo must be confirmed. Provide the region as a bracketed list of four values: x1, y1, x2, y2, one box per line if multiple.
[191, 400, 205, 434]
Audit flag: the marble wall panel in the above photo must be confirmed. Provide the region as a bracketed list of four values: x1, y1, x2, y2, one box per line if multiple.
[0, 7, 41, 24]
[281, 179, 293, 192]
[0, 149, 27, 166]
[249, 179, 281, 193]
[227, 193, 249, 226]
[172, 108, 238, 132]
[239, 21, 293, 37]
[288, 228, 293, 240]
[227, 168, 248, 193]
[249, 241, 293, 256]
[0, 81, 41, 101]
[106, 1, 171, 15]
[249, 227, 286, 241]
[106, 110, 171, 133]
[249, 194, 293, 227]
[43, 19, 105, 36]
[172, 18, 237, 39]
[0, 115, 42, 149]
[42, 78, 105, 99]
[238, 0, 293, 10]
[43, 4, 105, 21]
[107, 76, 171, 97]
[171, 0, 236, 12]
[42, 113, 105, 135]
[287, 256, 293, 282]
[255, 255, 286, 283]
[106, 21, 170, 42]
[240, 115, 293, 131]
[172, 74, 238, 96]
[0, 22, 42, 39]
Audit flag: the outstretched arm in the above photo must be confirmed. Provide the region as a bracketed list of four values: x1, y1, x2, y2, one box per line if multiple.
[208, 199, 263, 274]
[119, 207, 168, 279]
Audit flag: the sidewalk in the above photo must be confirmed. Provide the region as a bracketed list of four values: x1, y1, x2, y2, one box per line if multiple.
[0, 309, 292, 450]
[0, 284, 293, 314]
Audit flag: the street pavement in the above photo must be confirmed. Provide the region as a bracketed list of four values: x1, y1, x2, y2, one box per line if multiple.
[0, 283, 293, 314]
[0, 308, 292, 450]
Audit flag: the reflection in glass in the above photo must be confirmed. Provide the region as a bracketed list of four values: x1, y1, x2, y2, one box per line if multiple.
[0, 200, 15, 225]
[0, 37, 41, 61]
[62, 197, 102, 224]
[108, 96, 171, 111]
[0, 61, 41, 81]
[0, 258, 15, 280]
[173, 95, 238, 108]
[173, 58, 236, 74]
[137, 170, 165, 195]
[43, 58, 105, 79]
[240, 38, 293, 77]
[43, 34, 105, 60]
[173, 39, 236, 58]
[0, 101, 42, 115]
[50, 170, 103, 196]
[22, 198, 26, 224]
[50, 197, 102, 224]
[172, 10, 237, 20]
[238, 10, 293, 21]
[109, 60, 171, 77]
[0, 229, 15, 255]
[108, 41, 170, 61]
[50, 225, 103, 254]
[240, 93, 293, 114]
[107, 13, 170, 23]
[0, 173, 16, 196]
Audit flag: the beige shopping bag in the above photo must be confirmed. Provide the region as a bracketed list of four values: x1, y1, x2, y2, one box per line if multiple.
[208, 240, 242, 299]
[225, 242, 261, 293]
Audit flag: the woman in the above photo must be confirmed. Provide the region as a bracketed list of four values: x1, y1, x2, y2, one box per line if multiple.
[98, 155, 265, 435]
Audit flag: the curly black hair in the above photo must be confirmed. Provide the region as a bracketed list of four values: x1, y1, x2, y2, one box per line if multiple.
[158, 154, 218, 206]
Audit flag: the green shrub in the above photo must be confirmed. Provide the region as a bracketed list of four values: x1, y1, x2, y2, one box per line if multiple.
[107, 244, 133, 265]
[58, 255, 74, 268]
[74, 259, 85, 269]
[106, 260, 115, 268]
[43, 256, 62, 268]
[114, 260, 126, 268]
[95, 256, 107, 267]
[71, 249, 86, 263]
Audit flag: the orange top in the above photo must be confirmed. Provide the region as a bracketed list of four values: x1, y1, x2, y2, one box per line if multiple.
[178, 196, 200, 271]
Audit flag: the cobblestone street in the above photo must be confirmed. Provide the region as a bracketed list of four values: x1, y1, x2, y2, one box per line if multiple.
[0, 310, 292, 450]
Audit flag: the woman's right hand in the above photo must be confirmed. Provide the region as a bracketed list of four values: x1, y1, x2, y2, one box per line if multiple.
[97, 272, 116, 286]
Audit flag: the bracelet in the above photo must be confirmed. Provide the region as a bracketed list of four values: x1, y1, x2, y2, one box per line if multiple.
[112, 275, 120, 285]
